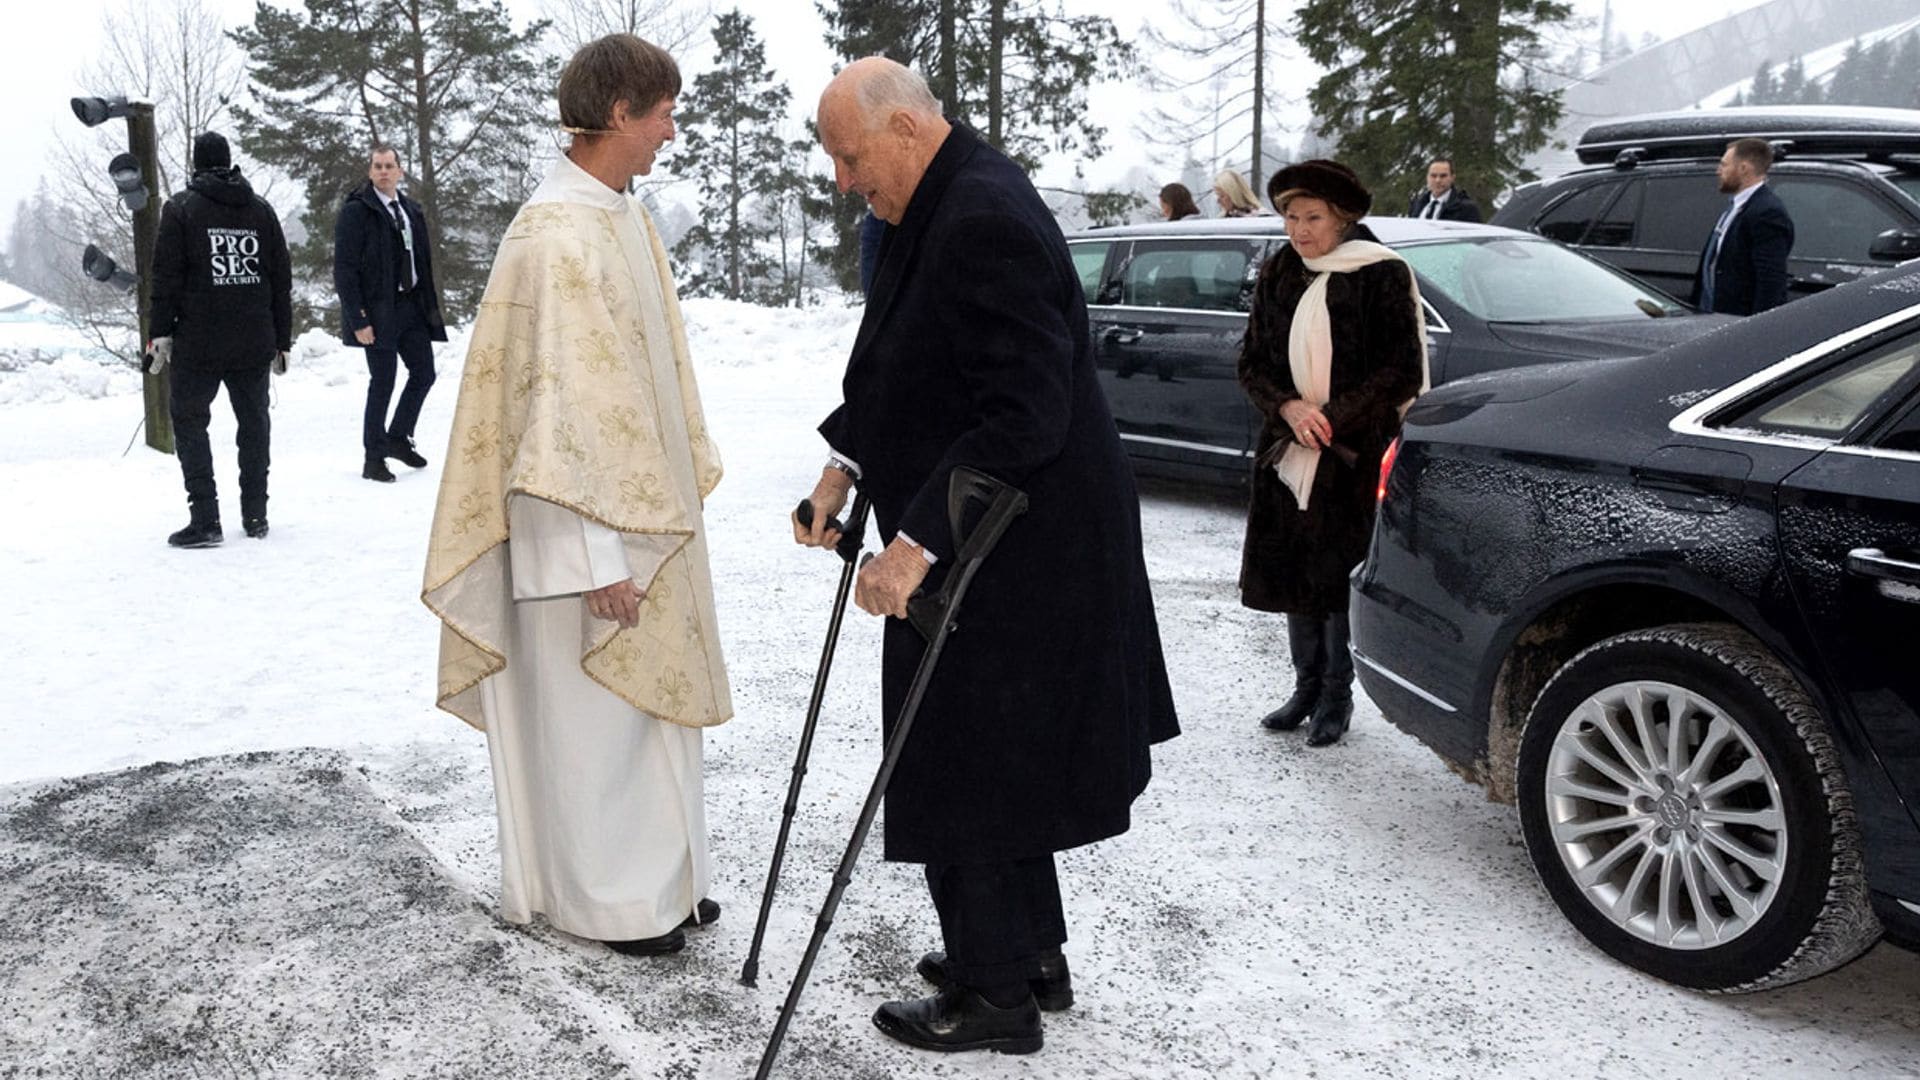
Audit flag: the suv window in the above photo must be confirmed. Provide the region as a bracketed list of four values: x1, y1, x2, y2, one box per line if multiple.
[1584, 179, 1642, 247]
[1636, 174, 1726, 254]
[1724, 331, 1920, 438]
[1771, 177, 1907, 263]
[1118, 238, 1263, 313]
[1534, 180, 1625, 244]
[1069, 240, 1116, 304]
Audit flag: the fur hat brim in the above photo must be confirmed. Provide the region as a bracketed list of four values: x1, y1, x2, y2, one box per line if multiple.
[1267, 159, 1372, 218]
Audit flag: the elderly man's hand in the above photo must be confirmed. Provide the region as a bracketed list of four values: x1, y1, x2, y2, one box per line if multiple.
[584, 579, 646, 628]
[793, 467, 853, 550]
[854, 537, 931, 619]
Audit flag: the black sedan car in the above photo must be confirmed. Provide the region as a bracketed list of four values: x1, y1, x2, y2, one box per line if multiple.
[1350, 257, 1920, 991]
[1067, 216, 1732, 486]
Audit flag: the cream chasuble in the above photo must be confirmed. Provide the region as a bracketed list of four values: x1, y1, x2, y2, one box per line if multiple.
[422, 153, 731, 941]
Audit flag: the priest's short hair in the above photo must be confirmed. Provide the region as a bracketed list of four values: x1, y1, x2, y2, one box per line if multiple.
[558, 34, 681, 132]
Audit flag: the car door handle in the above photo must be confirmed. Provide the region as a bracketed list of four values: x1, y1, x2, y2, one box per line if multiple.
[1104, 327, 1143, 345]
[1847, 547, 1920, 586]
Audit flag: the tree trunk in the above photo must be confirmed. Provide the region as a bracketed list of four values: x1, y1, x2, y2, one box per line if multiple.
[406, 0, 440, 254]
[1452, 0, 1501, 193]
[938, 0, 957, 111]
[1251, 0, 1265, 194]
[987, 0, 1005, 148]
[729, 114, 742, 301]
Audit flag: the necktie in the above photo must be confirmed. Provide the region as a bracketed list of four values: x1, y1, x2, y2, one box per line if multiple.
[1426, 196, 1442, 220]
[1701, 198, 1736, 310]
[389, 200, 415, 291]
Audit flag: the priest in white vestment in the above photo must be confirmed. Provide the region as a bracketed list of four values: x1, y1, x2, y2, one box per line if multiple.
[422, 34, 731, 957]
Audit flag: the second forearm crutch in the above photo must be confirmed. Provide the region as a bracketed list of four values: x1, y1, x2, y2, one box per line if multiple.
[753, 467, 1030, 1080]
[740, 491, 871, 989]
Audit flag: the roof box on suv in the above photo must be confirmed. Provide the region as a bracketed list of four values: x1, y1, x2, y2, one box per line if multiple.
[1575, 105, 1920, 166]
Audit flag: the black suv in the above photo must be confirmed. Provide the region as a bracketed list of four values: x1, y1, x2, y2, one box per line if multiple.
[1495, 106, 1920, 304]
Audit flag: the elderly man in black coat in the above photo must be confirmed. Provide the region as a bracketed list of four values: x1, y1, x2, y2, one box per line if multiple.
[794, 57, 1179, 1057]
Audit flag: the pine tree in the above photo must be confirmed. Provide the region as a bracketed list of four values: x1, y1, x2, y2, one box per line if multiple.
[670, 10, 797, 304]
[230, 0, 554, 319]
[1296, 0, 1572, 205]
[1777, 55, 1808, 104]
[1747, 59, 1778, 106]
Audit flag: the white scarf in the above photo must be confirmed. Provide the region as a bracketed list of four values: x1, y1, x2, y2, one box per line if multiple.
[1275, 239, 1431, 511]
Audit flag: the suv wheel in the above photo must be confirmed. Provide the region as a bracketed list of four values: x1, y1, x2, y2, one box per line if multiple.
[1516, 623, 1880, 991]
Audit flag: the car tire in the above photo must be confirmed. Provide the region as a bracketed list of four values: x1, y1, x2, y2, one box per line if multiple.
[1516, 622, 1881, 992]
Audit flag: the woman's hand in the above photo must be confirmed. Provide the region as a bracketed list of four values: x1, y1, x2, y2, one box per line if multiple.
[1279, 400, 1333, 450]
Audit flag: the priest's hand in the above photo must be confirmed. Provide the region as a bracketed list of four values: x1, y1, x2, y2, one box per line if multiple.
[585, 579, 646, 628]
[854, 536, 930, 619]
[793, 467, 853, 550]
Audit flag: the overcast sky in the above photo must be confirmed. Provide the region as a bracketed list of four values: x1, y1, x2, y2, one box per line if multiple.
[0, 0, 1764, 239]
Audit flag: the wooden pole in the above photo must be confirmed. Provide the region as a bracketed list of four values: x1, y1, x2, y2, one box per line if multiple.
[127, 103, 170, 454]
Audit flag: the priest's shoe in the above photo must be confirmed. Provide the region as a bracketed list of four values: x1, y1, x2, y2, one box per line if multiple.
[917, 950, 1073, 1011]
[363, 458, 396, 483]
[1259, 679, 1321, 731]
[872, 987, 1042, 1055]
[386, 436, 429, 469]
[679, 898, 720, 929]
[1305, 696, 1353, 747]
[605, 927, 686, 956]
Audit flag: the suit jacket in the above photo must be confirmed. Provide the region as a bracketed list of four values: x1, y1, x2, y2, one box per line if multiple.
[1406, 188, 1482, 223]
[332, 182, 448, 348]
[1694, 184, 1794, 316]
[818, 123, 1178, 863]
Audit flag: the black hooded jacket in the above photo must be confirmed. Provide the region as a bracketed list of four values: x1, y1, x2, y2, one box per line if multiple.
[150, 167, 293, 371]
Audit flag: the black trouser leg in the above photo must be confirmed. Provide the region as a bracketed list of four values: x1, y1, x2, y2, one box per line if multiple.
[168, 366, 221, 518]
[925, 856, 1067, 995]
[363, 347, 398, 457]
[386, 296, 436, 444]
[225, 368, 271, 520]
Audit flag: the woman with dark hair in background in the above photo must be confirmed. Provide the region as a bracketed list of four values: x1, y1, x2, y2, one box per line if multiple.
[1237, 160, 1427, 748]
[1158, 182, 1201, 220]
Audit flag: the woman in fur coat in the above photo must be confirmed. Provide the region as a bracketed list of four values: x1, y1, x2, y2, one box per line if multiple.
[1237, 160, 1428, 747]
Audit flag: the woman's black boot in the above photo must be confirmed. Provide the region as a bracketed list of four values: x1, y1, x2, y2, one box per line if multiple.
[1261, 614, 1324, 730]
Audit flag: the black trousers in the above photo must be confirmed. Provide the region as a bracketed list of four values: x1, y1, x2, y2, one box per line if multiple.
[925, 855, 1067, 989]
[169, 364, 271, 519]
[362, 291, 436, 456]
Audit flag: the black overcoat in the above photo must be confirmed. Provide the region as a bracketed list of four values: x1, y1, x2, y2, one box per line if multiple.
[331, 182, 449, 348]
[1238, 226, 1426, 616]
[820, 124, 1179, 865]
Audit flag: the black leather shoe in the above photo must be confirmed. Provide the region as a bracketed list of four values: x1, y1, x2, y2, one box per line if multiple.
[605, 927, 686, 956]
[917, 950, 1073, 1011]
[243, 517, 269, 539]
[679, 898, 720, 929]
[1260, 680, 1322, 731]
[168, 519, 223, 548]
[1306, 696, 1353, 747]
[363, 458, 396, 483]
[872, 987, 1042, 1055]
[386, 436, 429, 469]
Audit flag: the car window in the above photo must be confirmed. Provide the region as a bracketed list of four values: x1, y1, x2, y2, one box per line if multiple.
[1583, 179, 1643, 248]
[1876, 392, 1920, 453]
[1118, 238, 1263, 313]
[1395, 238, 1685, 322]
[1883, 171, 1920, 210]
[1069, 240, 1115, 305]
[1771, 177, 1907, 263]
[1724, 334, 1920, 438]
[1636, 175, 1726, 254]
[1534, 181, 1625, 244]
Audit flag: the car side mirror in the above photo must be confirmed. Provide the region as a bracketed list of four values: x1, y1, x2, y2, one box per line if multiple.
[1868, 227, 1920, 262]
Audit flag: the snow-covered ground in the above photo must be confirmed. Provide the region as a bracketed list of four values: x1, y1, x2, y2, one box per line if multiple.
[2, 300, 1917, 1078]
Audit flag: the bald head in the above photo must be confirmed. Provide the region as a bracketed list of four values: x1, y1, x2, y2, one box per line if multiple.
[817, 57, 950, 224]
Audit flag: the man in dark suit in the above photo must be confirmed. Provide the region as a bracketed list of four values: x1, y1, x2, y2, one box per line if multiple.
[794, 58, 1179, 1057]
[1694, 137, 1795, 316]
[332, 144, 448, 482]
[1406, 157, 1482, 222]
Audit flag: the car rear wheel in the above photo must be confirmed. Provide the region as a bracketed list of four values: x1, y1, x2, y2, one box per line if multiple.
[1516, 623, 1881, 991]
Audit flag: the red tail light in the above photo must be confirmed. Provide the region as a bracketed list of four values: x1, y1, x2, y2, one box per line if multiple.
[1376, 437, 1400, 505]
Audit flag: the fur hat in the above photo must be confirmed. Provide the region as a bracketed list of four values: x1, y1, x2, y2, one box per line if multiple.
[192, 132, 231, 172]
[1267, 159, 1371, 218]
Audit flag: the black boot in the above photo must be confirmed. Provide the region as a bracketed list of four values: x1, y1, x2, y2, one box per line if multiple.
[605, 927, 686, 956]
[872, 986, 1043, 1054]
[1261, 615, 1325, 730]
[918, 949, 1074, 1012]
[363, 457, 396, 483]
[167, 505, 223, 548]
[386, 435, 429, 469]
[679, 898, 720, 929]
[1307, 613, 1354, 747]
[243, 518, 269, 539]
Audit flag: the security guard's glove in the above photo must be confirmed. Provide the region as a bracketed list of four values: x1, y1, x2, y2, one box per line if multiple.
[273, 350, 289, 375]
[145, 337, 172, 375]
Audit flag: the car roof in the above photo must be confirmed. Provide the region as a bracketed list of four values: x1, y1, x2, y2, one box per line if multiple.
[1575, 105, 1920, 166]
[1065, 216, 1526, 244]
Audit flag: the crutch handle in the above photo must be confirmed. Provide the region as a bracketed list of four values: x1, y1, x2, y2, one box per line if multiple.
[797, 495, 869, 563]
